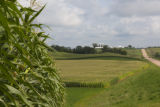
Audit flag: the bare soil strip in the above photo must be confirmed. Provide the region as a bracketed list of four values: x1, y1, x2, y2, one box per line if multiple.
[141, 49, 160, 67]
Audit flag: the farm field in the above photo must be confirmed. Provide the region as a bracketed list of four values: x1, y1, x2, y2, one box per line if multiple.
[54, 49, 156, 107]
[64, 64, 160, 107]
[3, 1, 160, 106]
[124, 48, 143, 59]
[65, 88, 103, 107]
[146, 48, 160, 59]
[74, 64, 160, 107]
[56, 60, 146, 83]
[53, 49, 160, 107]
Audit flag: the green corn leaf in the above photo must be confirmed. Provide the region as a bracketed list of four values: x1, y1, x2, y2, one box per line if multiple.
[29, 5, 46, 23]
[5, 84, 33, 107]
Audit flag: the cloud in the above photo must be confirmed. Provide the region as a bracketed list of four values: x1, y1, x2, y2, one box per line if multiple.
[111, 0, 160, 17]
[18, 0, 160, 47]
[38, 0, 84, 26]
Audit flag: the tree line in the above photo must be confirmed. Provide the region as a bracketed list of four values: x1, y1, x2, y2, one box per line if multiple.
[51, 44, 128, 55]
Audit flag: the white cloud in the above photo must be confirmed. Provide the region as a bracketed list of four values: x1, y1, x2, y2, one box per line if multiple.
[111, 0, 160, 16]
[19, 0, 160, 47]
[38, 0, 84, 26]
[150, 16, 160, 34]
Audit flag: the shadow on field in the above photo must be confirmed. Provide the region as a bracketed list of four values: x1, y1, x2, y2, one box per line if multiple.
[56, 56, 142, 61]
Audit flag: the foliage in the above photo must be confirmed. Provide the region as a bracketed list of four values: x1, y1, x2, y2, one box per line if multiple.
[92, 43, 98, 48]
[125, 45, 135, 48]
[64, 82, 105, 88]
[102, 45, 127, 55]
[51, 44, 128, 55]
[51, 45, 72, 53]
[51, 45, 96, 54]
[146, 47, 160, 59]
[73, 46, 96, 54]
[155, 52, 160, 57]
[0, 0, 64, 106]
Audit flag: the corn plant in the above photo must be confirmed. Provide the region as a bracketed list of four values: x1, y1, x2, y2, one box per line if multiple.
[0, 0, 64, 106]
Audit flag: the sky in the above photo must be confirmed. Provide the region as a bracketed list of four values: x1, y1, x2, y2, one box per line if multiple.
[19, 0, 160, 48]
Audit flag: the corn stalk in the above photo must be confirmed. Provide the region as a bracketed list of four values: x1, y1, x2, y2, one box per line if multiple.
[0, 0, 64, 106]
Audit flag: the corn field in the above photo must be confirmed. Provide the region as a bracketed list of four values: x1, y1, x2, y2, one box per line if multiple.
[0, 0, 64, 106]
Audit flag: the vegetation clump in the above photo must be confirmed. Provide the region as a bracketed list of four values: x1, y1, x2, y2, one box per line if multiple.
[51, 44, 127, 55]
[0, 0, 64, 106]
[102, 45, 127, 55]
[154, 52, 160, 58]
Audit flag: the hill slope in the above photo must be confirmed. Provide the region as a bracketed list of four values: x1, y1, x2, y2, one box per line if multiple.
[75, 64, 160, 107]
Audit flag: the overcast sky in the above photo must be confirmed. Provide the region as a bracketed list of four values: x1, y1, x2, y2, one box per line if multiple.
[20, 0, 160, 47]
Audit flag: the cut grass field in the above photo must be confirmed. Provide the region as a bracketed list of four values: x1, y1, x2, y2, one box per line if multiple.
[66, 64, 160, 107]
[56, 60, 147, 83]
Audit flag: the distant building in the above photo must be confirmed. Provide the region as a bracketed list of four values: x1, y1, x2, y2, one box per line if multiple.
[95, 44, 103, 49]
[117, 45, 124, 48]
[111, 45, 124, 48]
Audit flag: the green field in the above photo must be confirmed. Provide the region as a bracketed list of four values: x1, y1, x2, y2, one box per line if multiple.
[146, 48, 160, 59]
[65, 88, 103, 107]
[124, 48, 143, 59]
[54, 49, 160, 107]
[73, 64, 160, 107]
[56, 60, 146, 83]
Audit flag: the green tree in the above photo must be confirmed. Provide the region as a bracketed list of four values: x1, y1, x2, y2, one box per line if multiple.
[92, 43, 98, 48]
[102, 45, 110, 52]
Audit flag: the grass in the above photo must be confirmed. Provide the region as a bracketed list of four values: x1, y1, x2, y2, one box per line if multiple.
[54, 49, 160, 107]
[146, 48, 160, 59]
[73, 64, 160, 107]
[124, 48, 143, 59]
[65, 88, 103, 107]
[56, 60, 147, 83]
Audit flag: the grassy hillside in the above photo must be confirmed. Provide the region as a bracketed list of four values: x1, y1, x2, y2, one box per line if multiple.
[65, 88, 103, 107]
[71, 64, 160, 107]
[146, 48, 160, 59]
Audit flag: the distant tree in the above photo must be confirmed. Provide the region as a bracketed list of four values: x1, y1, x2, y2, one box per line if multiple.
[83, 46, 96, 54]
[155, 52, 160, 58]
[51, 45, 72, 53]
[73, 46, 96, 54]
[121, 50, 127, 55]
[102, 45, 127, 55]
[73, 46, 83, 54]
[102, 45, 110, 52]
[126, 45, 134, 48]
[92, 43, 98, 48]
